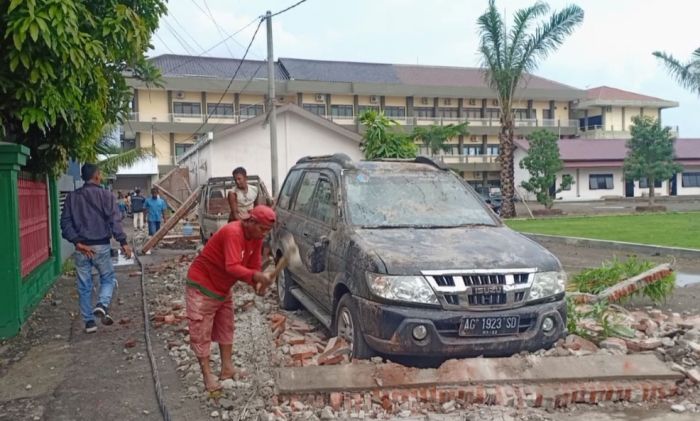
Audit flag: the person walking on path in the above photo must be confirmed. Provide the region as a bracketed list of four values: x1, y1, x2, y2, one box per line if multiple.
[117, 191, 127, 220]
[144, 187, 169, 236]
[185, 206, 275, 392]
[227, 167, 258, 222]
[131, 188, 146, 230]
[60, 163, 133, 334]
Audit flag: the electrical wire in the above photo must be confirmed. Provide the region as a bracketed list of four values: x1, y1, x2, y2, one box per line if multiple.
[267, 0, 308, 18]
[169, 12, 207, 53]
[136, 254, 172, 421]
[181, 17, 265, 142]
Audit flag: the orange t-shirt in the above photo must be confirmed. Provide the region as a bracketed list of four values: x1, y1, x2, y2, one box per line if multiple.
[187, 221, 262, 298]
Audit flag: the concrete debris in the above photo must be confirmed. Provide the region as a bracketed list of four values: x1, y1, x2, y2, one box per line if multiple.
[599, 337, 628, 354]
[671, 404, 686, 413]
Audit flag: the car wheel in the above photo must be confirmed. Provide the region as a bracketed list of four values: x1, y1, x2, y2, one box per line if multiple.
[277, 266, 301, 311]
[335, 294, 374, 359]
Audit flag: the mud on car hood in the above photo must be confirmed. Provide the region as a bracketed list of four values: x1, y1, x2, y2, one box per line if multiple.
[354, 226, 561, 275]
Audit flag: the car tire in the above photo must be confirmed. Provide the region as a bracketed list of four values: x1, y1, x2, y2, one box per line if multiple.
[335, 294, 375, 359]
[277, 266, 301, 311]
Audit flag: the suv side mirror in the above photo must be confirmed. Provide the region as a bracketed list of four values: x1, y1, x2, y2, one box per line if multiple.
[308, 236, 330, 273]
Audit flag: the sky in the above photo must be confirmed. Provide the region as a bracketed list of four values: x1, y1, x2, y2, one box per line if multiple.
[150, 0, 700, 137]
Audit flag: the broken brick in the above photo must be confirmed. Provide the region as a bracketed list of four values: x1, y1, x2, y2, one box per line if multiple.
[164, 314, 176, 324]
[124, 338, 137, 348]
[624, 338, 662, 352]
[118, 317, 131, 325]
[317, 337, 351, 366]
[687, 368, 700, 384]
[283, 332, 306, 345]
[290, 344, 318, 360]
[330, 392, 343, 411]
[318, 353, 346, 366]
[290, 320, 313, 334]
[563, 334, 598, 352]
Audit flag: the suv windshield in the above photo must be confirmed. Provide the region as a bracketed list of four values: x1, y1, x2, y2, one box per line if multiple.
[344, 169, 497, 228]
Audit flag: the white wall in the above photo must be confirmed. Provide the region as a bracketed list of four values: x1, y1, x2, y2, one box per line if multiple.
[180, 111, 363, 192]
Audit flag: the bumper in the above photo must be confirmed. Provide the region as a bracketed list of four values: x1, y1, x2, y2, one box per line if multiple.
[356, 296, 566, 358]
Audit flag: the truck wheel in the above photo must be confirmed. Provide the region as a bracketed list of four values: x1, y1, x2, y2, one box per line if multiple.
[335, 294, 375, 359]
[277, 266, 301, 311]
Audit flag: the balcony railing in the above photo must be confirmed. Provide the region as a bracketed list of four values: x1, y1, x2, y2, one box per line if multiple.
[127, 112, 255, 124]
[432, 154, 500, 165]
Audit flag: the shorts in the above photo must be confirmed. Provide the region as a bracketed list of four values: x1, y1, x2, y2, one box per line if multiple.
[185, 284, 234, 358]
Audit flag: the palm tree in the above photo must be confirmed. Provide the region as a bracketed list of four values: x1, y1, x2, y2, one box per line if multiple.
[91, 126, 153, 176]
[411, 123, 469, 155]
[653, 48, 700, 95]
[477, 0, 584, 217]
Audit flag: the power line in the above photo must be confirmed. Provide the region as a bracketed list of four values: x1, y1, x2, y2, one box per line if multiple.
[196, 0, 235, 57]
[162, 20, 197, 55]
[154, 33, 176, 54]
[169, 12, 207, 53]
[182, 17, 265, 142]
[159, 16, 261, 74]
[268, 0, 308, 18]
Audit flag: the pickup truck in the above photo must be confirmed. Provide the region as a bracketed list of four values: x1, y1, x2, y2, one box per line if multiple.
[198, 176, 272, 243]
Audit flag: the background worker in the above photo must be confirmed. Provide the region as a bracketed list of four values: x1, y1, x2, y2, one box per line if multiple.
[227, 167, 258, 222]
[144, 187, 169, 236]
[60, 163, 133, 334]
[131, 188, 146, 230]
[185, 206, 275, 392]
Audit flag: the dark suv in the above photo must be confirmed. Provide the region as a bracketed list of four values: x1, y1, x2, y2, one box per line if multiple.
[270, 154, 566, 359]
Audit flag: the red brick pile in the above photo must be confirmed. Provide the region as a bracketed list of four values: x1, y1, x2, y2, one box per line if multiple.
[268, 313, 351, 367]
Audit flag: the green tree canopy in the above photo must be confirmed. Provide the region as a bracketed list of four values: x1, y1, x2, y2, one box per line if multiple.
[0, 0, 167, 175]
[477, 0, 583, 217]
[411, 123, 469, 155]
[623, 115, 682, 205]
[519, 129, 572, 209]
[653, 48, 700, 95]
[359, 109, 417, 160]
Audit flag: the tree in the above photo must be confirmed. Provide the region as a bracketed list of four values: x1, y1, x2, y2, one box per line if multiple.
[519, 129, 572, 209]
[359, 109, 417, 160]
[94, 127, 152, 176]
[476, 0, 584, 217]
[623, 115, 682, 206]
[0, 0, 167, 176]
[653, 48, 700, 95]
[411, 123, 469, 155]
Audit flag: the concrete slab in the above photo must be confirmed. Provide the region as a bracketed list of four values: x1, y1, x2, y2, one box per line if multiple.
[276, 354, 683, 394]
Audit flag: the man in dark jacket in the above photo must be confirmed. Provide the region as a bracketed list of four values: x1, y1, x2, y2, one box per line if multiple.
[60, 164, 132, 333]
[131, 188, 146, 231]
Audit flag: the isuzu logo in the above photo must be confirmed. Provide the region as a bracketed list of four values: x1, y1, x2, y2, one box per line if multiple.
[472, 285, 504, 294]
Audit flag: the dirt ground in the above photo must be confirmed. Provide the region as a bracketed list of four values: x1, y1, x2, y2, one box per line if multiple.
[1, 228, 699, 420]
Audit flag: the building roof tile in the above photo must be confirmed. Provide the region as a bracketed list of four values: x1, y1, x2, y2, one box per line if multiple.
[148, 54, 288, 80]
[585, 86, 668, 102]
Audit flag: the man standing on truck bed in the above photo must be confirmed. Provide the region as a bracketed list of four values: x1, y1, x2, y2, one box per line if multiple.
[227, 167, 258, 222]
[60, 163, 133, 334]
[185, 205, 275, 392]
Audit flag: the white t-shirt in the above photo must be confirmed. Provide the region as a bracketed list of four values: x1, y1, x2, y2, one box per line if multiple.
[232, 184, 258, 218]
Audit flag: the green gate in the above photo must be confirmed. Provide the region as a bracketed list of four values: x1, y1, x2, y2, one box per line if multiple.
[0, 142, 62, 339]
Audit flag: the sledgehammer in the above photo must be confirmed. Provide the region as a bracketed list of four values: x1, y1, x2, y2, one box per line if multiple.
[256, 237, 300, 295]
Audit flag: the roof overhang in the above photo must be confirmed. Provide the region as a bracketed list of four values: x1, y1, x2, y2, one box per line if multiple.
[573, 99, 679, 110]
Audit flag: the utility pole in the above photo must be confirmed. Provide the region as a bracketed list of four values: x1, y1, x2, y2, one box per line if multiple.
[266, 10, 279, 195]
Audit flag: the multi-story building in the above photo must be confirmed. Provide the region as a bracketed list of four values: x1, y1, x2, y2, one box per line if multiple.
[124, 54, 679, 188]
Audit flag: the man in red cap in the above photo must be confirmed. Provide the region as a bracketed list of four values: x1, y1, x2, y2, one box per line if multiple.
[186, 205, 276, 392]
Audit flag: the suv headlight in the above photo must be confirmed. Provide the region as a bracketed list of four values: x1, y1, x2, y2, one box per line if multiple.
[528, 271, 567, 301]
[366, 274, 439, 305]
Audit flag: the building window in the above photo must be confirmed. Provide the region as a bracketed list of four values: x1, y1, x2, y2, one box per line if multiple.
[542, 109, 554, 119]
[173, 102, 201, 116]
[465, 145, 483, 156]
[206, 103, 234, 117]
[303, 104, 326, 116]
[121, 138, 136, 151]
[437, 108, 458, 118]
[330, 105, 353, 117]
[175, 143, 193, 157]
[383, 106, 406, 118]
[561, 174, 572, 190]
[682, 172, 700, 187]
[484, 108, 500, 119]
[639, 177, 662, 189]
[513, 108, 529, 119]
[486, 145, 499, 156]
[463, 108, 481, 119]
[414, 107, 434, 118]
[589, 174, 614, 190]
[357, 105, 380, 115]
[240, 104, 263, 117]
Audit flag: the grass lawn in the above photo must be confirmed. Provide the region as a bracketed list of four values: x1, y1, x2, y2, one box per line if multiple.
[505, 212, 700, 249]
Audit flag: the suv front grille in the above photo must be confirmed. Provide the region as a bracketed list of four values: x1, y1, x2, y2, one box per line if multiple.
[423, 269, 536, 310]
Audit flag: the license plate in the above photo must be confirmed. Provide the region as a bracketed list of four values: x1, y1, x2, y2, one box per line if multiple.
[460, 316, 520, 337]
